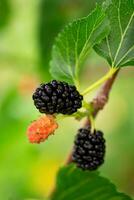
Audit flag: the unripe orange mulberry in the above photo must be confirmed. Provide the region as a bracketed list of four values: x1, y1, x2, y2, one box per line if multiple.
[27, 115, 58, 144]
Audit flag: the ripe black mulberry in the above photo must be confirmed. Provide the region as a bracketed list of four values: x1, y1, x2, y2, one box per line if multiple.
[72, 127, 106, 170]
[32, 80, 83, 115]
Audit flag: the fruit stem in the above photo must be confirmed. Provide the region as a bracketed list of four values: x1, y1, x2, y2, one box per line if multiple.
[56, 111, 87, 121]
[83, 100, 92, 110]
[81, 67, 118, 96]
[89, 114, 95, 133]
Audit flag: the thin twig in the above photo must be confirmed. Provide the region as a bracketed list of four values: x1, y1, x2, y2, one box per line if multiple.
[91, 69, 119, 117]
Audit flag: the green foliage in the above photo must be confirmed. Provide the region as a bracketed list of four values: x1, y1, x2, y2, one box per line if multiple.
[0, 0, 11, 29]
[50, 5, 109, 84]
[51, 164, 132, 200]
[94, 0, 134, 67]
[38, 0, 102, 80]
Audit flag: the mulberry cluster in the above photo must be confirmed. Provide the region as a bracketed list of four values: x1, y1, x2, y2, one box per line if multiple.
[72, 127, 106, 170]
[32, 80, 83, 115]
[27, 115, 58, 144]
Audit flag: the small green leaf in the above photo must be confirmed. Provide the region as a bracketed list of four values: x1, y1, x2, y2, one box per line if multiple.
[94, 0, 134, 67]
[51, 164, 132, 200]
[50, 5, 109, 84]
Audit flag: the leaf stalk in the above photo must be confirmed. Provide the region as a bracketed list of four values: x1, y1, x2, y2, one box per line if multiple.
[81, 67, 118, 96]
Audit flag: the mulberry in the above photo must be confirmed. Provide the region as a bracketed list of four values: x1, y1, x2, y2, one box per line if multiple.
[27, 115, 58, 144]
[32, 80, 83, 115]
[72, 127, 106, 170]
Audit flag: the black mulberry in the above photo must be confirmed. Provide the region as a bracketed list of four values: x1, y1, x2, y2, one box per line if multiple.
[72, 127, 106, 170]
[32, 80, 83, 115]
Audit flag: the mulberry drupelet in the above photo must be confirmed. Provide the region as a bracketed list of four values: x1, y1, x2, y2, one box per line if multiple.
[32, 80, 83, 115]
[72, 127, 106, 170]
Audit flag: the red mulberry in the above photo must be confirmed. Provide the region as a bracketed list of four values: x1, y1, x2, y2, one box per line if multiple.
[27, 115, 58, 144]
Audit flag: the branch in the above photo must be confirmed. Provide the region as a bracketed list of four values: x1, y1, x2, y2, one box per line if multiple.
[91, 69, 119, 117]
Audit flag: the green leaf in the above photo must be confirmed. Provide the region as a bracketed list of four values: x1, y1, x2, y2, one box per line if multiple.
[51, 164, 132, 200]
[50, 5, 109, 84]
[94, 0, 134, 67]
[39, 0, 100, 81]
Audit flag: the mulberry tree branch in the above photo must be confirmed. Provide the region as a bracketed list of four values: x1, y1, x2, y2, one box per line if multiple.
[67, 69, 120, 164]
[91, 69, 119, 118]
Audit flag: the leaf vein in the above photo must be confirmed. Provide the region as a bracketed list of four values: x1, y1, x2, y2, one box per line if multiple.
[116, 45, 134, 66]
[106, 36, 113, 64]
[118, 0, 123, 36]
[113, 11, 134, 66]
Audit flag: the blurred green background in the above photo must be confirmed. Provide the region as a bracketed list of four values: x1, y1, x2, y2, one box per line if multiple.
[0, 0, 134, 199]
